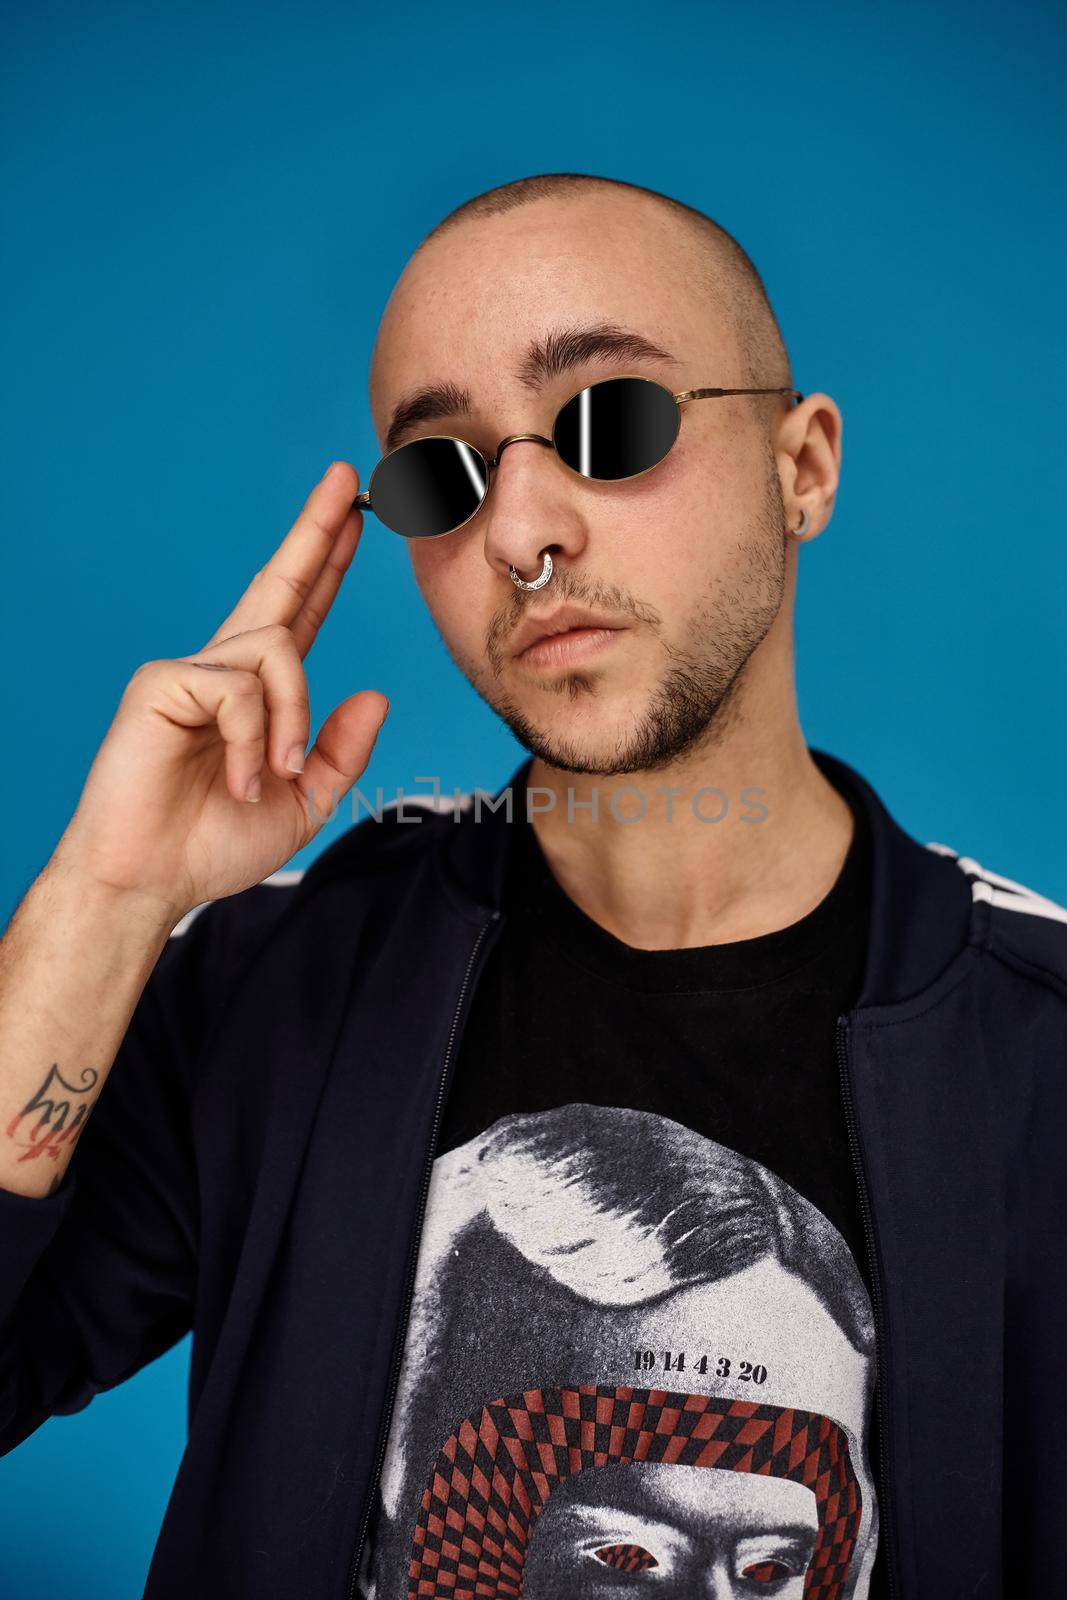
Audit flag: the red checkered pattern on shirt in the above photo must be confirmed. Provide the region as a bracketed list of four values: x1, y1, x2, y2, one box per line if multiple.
[408, 1382, 862, 1597]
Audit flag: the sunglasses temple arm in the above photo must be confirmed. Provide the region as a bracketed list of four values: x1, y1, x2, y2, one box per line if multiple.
[355, 490, 372, 509]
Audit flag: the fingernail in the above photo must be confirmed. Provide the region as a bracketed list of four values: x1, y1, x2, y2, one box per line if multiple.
[285, 745, 306, 773]
[246, 775, 262, 802]
[324, 461, 341, 481]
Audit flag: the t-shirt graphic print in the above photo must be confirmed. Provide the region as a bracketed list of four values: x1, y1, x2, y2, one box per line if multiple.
[356, 1101, 880, 1599]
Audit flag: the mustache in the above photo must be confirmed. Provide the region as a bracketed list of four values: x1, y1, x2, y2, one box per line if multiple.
[486, 578, 662, 665]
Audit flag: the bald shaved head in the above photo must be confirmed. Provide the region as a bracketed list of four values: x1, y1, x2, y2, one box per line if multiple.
[413, 171, 793, 406]
[364, 169, 839, 781]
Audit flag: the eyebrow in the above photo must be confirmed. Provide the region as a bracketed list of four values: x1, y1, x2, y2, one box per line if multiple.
[382, 321, 683, 453]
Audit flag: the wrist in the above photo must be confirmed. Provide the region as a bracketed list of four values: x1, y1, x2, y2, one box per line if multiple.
[43, 843, 189, 941]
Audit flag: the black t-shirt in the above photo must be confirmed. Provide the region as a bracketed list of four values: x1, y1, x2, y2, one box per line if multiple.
[357, 772, 888, 1599]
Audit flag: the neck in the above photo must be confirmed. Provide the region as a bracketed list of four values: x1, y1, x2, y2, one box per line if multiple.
[524, 696, 853, 952]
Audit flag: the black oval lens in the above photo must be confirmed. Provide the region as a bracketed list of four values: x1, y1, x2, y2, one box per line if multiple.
[369, 437, 488, 538]
[553, 376, 680, 481]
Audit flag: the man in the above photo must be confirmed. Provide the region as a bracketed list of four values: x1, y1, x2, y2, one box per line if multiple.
[0, 172, 1063, 1600]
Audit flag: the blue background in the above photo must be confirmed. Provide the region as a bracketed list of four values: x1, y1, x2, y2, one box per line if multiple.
[2, 1, 1065, 1593]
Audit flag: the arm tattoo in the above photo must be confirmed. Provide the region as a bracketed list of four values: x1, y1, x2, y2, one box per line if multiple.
[5, 1063, 100, 1165]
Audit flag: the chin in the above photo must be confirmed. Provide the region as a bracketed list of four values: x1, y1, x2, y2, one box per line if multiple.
[496, 701, 680, 780]
[490, 698, 617, 777]
[498, 670, 744, 778]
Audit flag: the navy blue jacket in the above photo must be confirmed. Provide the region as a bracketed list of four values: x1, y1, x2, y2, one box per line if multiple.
[2, 748, 1065, 1599]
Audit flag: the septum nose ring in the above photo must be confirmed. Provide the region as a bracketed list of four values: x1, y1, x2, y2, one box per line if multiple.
[509, 551, 554, 590]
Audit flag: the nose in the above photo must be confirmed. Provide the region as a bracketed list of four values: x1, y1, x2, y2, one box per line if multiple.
[481, 434, 585, 584]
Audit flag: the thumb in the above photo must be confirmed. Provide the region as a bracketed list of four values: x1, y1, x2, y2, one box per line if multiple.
[295, 690, 389, 834]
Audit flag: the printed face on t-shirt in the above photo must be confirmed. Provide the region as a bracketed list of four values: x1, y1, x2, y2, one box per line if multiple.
[524, 1457, 819, 1593]
[361, 1105, 879, 1600]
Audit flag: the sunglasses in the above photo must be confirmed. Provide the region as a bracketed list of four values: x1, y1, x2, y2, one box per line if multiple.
[354, 374, 804, 539]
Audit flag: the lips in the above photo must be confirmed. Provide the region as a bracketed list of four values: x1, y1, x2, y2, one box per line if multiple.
[511, 605, 625, 659]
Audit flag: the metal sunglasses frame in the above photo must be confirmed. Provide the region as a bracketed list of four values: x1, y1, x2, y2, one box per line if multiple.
[353, 374, 805, 539]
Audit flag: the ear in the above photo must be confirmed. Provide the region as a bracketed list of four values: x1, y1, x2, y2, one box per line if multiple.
[777, 392, 842, 542]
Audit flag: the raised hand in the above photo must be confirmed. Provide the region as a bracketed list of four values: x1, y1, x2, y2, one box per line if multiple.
[53, 462, 388, 923]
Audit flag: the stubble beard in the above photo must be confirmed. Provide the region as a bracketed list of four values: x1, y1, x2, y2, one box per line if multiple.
[452, 454, 789, 779]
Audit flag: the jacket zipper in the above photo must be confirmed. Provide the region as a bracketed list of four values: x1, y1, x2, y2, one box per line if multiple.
[836, 1014, 901, 1599]
[344, 910, 500, 1600]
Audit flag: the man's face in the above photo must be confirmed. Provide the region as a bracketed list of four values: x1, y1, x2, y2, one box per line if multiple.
[368, 191, 795, 777]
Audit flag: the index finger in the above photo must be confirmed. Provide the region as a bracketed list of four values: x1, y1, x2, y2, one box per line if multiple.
[203, 462, 363, 649]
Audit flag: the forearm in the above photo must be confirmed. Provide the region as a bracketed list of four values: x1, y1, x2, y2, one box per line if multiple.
[0, 855, 180, 1198]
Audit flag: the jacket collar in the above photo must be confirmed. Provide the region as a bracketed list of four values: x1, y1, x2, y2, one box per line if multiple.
[437, 746, 974, 1012]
